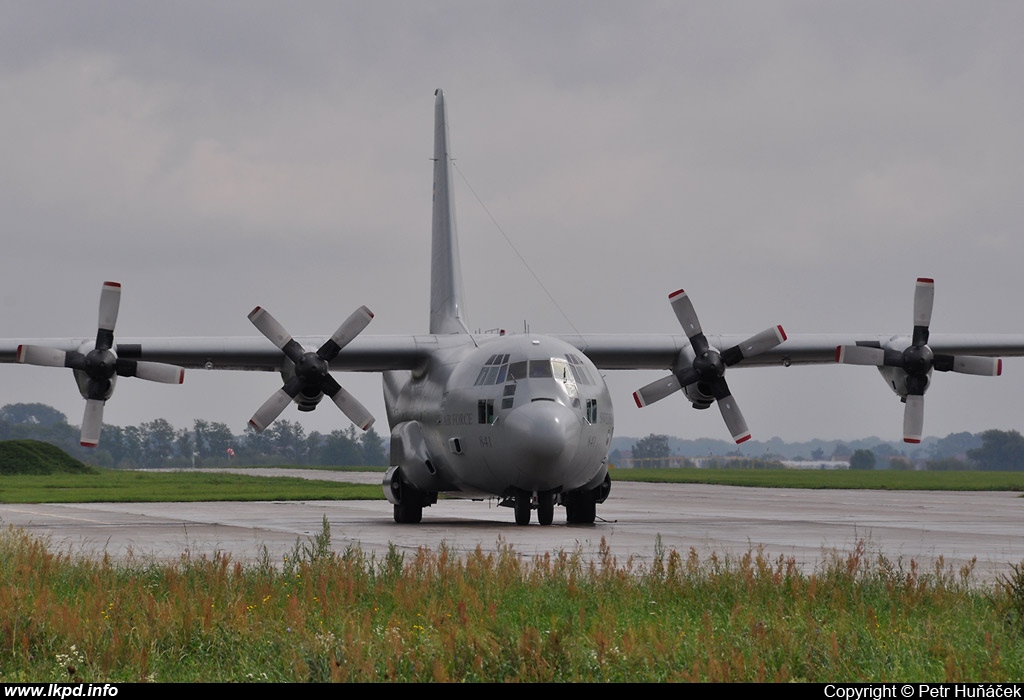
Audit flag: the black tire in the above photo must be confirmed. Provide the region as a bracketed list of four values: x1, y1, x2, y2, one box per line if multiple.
[514, 494, 531, 526]
[574, 498, 596, 524]
[394, 502, 422, 524]
[564, 492, 597, 525]
[537, 491, 555, 526]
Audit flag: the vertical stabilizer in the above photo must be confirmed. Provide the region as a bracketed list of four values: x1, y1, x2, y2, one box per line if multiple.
[430, 89, 469, 335]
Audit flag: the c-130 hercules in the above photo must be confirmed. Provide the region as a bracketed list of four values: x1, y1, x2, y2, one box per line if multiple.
[2, 90, 1019, 525]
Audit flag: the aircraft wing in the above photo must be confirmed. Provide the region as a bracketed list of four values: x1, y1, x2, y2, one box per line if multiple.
[0, 335, 435, 372]
[559, 333, 1024, 370]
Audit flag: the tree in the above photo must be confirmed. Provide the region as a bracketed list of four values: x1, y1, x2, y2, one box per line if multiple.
[140, 418, 177, 467]
[632, 433, 671, 467]
[928, 431, 981, 460]
[321, 427, 364, 466]
[360, 426, 387, 466]
[849, 449, 876, 470]
[0, 403, 68, 427]
[967, 430, 1024, 471]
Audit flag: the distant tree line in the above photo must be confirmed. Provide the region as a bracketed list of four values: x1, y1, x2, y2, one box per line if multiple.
[0, 403, 388, 469]
[626, 430, 1024, 471]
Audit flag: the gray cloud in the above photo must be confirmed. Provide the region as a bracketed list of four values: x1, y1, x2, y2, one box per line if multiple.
[1, 2, 1022, 443]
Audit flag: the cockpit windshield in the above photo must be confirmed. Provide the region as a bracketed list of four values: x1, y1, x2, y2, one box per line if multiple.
[475, 354, 592, 393]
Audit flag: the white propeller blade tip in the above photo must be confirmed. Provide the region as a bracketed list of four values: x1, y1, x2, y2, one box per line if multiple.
[632, 391, 646, 408]
[734, 432, 752, 444]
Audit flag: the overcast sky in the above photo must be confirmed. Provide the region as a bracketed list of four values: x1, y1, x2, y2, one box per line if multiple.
[1, 2, 1023, 443]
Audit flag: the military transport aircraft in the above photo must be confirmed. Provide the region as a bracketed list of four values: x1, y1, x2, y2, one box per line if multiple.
[1, 90, 1022, 525]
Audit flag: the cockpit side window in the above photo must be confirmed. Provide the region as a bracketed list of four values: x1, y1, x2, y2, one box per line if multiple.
[564, 353, 594, 385]
[474, 353, 511, 386]
[552, 358, 578, 399]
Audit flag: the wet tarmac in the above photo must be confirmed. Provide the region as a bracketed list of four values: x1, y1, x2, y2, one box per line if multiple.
[1, 470, 1021, 584]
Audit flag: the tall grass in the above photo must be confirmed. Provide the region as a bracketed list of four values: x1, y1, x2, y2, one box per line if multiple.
[1, 522, 1022, 682]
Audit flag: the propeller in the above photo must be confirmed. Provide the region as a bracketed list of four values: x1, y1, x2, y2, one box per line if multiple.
[247, 305, 375, 432]
[16, 281, 185, 447]
[633, 288, 787, 444]
[836, 277, 1002, 443]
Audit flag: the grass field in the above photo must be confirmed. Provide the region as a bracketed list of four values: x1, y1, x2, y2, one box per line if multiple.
[0, 470, 381, 504]
[611, 467, 1024, 491]
[3, 467, 1024, 681]
[1, 519, 1022, 682]
[1, 466, 1021, 505]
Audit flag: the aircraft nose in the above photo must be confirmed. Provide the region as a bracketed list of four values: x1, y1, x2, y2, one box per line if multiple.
[503, 400, 580, 467]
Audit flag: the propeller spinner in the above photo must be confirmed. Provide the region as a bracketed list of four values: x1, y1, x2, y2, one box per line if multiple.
[247, 305, 375, 432]
[633, 289, 787, 444]
[17, 281, 185, 447]
[836, 277, 1002, 443]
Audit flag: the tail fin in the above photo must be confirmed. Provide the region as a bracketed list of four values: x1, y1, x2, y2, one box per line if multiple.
[430, 89, 470, 335]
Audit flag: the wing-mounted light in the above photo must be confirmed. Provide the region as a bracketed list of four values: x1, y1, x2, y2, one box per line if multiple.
[16, 281, 185, 447]
[836, 277, 1002, 443]
[247, 305, 376, 432]
[632, 288, 786, 444]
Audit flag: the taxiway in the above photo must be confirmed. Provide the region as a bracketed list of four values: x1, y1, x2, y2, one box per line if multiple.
[1, 470, 1021, 583]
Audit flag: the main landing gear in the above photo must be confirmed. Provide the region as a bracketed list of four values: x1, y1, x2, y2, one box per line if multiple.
[512, 489, 557, 526]
[384, 467, 437, 524]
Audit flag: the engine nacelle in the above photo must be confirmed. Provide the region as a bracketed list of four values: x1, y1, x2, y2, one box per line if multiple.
[875, 336, 931, 401]
[682, 382, 714, 410]
[72, 342, 115, 401]
[74, 369, 115, 401]
[279, 362, 324, 412]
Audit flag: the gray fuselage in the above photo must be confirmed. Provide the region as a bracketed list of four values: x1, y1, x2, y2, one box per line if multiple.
[384, 333, 613, 499]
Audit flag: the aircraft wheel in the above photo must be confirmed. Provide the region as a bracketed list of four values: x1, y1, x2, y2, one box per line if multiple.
[574, 498, 596, 525]
[394, 502, 422, 524]
[564, 492, 597, 525]
[537, 491, 555, 526]
[514, 493, 532, 526]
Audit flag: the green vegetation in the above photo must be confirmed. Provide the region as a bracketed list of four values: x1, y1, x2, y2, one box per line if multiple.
[612, 467, 1024, 491]
[0, 403, 389, 469]
[0, 470, 380, 504]
[2, 465, 1023, 506]
[0, 440, 96, 476]
[1, 523, 1021, 682]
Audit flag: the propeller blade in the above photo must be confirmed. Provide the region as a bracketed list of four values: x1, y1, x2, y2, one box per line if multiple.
[835, 345, 885, 366]
[633, 376, 682, 407]
[716, 394, 751, 444]
[913, 277, 934, 330]
[903, 394, 924, 444]
[669, 289, 702, 339]
[324, 378, 376, 430]
[97, 281, 121, 334]
[724, 325, 787, 365]
[248, 306, 296, 352]
[640, 286, 782, 443]
[249, 388, 294, 432]
[319, 305, 374, 361]
[934, 355, 1002, 376]
[131, 361, 186, 384]
[17, 345, 68, 368]
[15, 281, 183, 448]
[80, 399, 105, 447]
[247, 304, 375, 431]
